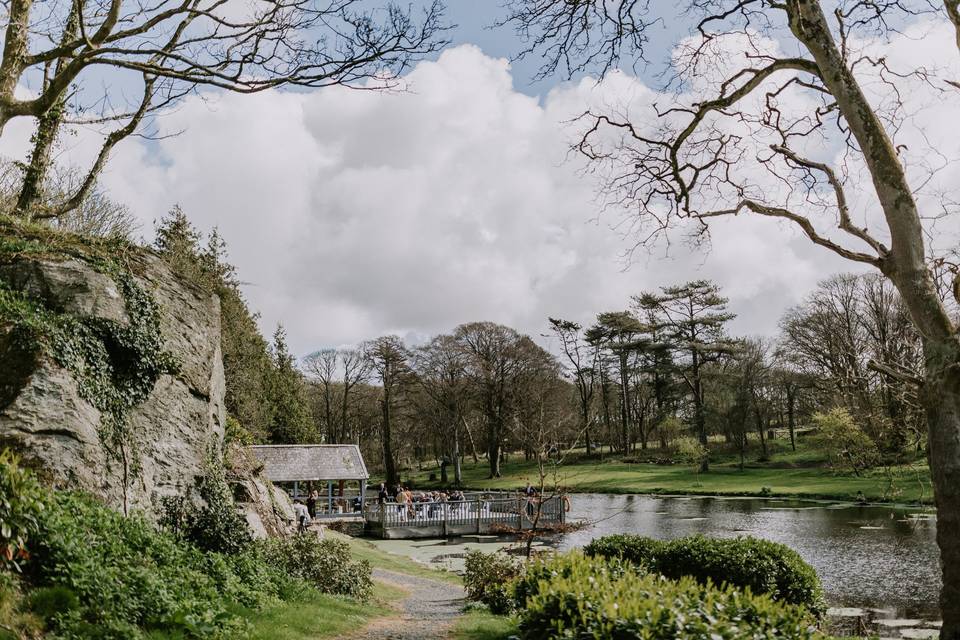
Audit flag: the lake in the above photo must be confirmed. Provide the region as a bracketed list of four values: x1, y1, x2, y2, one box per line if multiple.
[558, 494, 940, 619]
[369, 493, 941, 620]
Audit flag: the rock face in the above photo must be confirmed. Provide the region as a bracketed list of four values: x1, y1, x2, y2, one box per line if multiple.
[225, 444, 295, 538]
[0, 252, 226, 514]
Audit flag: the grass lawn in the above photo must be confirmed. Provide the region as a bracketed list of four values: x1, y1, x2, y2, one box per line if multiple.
[401, 440, 933, 504]
[237, 580, 406, 640]
[449, 609, 519, 640]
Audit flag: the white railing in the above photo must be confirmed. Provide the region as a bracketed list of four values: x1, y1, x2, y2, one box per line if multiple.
[363, 494, 565, 532]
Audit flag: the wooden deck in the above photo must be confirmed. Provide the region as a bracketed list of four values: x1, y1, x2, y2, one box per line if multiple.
[362, 493, 566, 539]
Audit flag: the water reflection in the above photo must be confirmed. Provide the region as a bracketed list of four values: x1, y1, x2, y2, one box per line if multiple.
[556, 494, 940, 618]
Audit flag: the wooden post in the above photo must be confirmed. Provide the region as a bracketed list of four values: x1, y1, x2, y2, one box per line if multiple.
[442, 502, 448, 538]
[327, 481, 333, 514]
[293, 481, 299, 500]
[475, 498, 481, 534]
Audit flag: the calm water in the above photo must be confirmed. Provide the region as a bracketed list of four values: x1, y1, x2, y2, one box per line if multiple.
[556, 494, 940, 618]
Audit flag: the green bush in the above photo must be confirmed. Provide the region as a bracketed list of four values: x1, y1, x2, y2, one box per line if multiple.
[585, 534, 825, 616]
[463, 550, 523, 614]
[582, 534, 665, 569]
[159, 451, 252, 556]
[25, 585, 80, 621]
[511, 551, 629, 612]
[518, 552, 821, 640]
[263, 535, 372, 601]
[0, 448, 46, 572]
[27, 491, 288, 638]
[813, 408, 881, 474]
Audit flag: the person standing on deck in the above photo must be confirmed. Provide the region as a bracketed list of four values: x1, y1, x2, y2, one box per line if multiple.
[306, 491, 318, 519]
[293, 500, 311, 533]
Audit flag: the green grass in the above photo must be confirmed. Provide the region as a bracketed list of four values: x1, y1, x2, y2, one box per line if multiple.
[402, 440, 933, 504]
[449, 608, 519, 640]
[328, 530, 463, 585]
[238, 581, 406, 640]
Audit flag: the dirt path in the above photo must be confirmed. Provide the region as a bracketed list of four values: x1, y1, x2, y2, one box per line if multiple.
[344, 568, 466, 640]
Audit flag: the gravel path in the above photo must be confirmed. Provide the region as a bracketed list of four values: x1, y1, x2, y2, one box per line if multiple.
[344, 568, 466, 640]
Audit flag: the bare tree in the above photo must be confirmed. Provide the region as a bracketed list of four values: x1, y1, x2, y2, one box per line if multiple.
[413, 334, 470, 486]
[548, 317, 597, 455]
[363, 335, 410, 487]
[1, 0, 447, 219]
[501, 1, 960, 632]
[303, 349, 339, 443]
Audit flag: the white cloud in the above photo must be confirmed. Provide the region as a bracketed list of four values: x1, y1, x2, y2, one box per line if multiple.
[2, 28, 957, 356]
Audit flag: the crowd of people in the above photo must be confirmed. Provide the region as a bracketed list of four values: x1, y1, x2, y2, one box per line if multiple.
[376, 483, 477, 520]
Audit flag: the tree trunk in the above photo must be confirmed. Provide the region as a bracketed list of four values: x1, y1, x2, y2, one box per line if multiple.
[691, 349, 708, 472]
[786, 385, 797, 452]
[922, 340, 960, 638]
[453, 426, 462, 486]
[757, 413, 769, 461]
[381, 385, 398, 487]
[618, 350, 630, 454]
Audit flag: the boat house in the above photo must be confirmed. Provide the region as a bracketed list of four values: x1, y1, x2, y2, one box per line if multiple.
[250, 444, 369, 518]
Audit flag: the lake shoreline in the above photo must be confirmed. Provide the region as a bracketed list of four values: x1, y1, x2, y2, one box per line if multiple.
[421, 484, 938, 507]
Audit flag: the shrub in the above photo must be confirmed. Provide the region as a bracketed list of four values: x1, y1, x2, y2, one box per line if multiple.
[28, 491, 267, 638]
[25, 585, 80, 621]
[158, 451, 252, 556]
[813, 408, 881, 474]
[585, 534, 826, 616]
[0, 448, 46, 572]
[674, 436, 708, 467]
[583, 534, 665, 569]
[463, 550, 523, 614]
[263, 535, 372, 601]
[518, 552, 821, 640]
[511, 551, 629, 612]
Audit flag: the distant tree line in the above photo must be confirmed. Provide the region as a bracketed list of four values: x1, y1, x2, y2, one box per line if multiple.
[155, 209, 930, 486]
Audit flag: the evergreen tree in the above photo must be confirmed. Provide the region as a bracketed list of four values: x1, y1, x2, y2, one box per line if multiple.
[634, 280, 738, 471]
[266, 326, 315, 444]
[153, 208, 307, 442]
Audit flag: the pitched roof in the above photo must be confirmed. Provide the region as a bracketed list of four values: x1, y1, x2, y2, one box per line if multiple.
[249, 445, 369, 482]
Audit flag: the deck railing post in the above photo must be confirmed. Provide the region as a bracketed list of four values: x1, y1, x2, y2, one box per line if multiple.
[475, 498, 481, 534]
[442, 502, 448, 537]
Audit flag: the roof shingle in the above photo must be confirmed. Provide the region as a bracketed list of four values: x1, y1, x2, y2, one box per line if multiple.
[249, 445, 369, 481]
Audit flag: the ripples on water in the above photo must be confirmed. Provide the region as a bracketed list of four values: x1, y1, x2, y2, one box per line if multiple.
[556, 494, 940, 618]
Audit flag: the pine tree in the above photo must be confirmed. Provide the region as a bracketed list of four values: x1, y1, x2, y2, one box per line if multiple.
[266, 326, 314, 444]
[634, 280, 738, 471]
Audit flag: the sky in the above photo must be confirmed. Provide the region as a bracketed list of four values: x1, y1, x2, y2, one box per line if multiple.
[2, 4, 958, 358]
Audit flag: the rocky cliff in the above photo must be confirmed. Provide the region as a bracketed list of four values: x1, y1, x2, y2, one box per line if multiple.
[0, 232, 227, 514]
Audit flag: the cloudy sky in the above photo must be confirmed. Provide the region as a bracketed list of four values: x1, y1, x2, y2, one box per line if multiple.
[2, 6, 958, 357]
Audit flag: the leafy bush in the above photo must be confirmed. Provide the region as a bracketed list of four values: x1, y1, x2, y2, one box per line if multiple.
[582, 534, 665, 570]
[0, 449, 46, 572]
[264, 535, 372, 601]
[674, 436, 708, 467]
[813, 408, 881, 474]
[159, 451, 252, 555]
[463, 550, 523, 614]
[585, 534, 826, 616]
[518, 552, 821, 640]
[511, 551, 629, 612]
[27, 491, 289, 638]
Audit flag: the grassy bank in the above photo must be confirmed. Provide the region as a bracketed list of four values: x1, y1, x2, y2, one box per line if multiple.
[402, 441, 933, 504]
[237, 581, 406, 640]
[449, 609, 518, 640]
